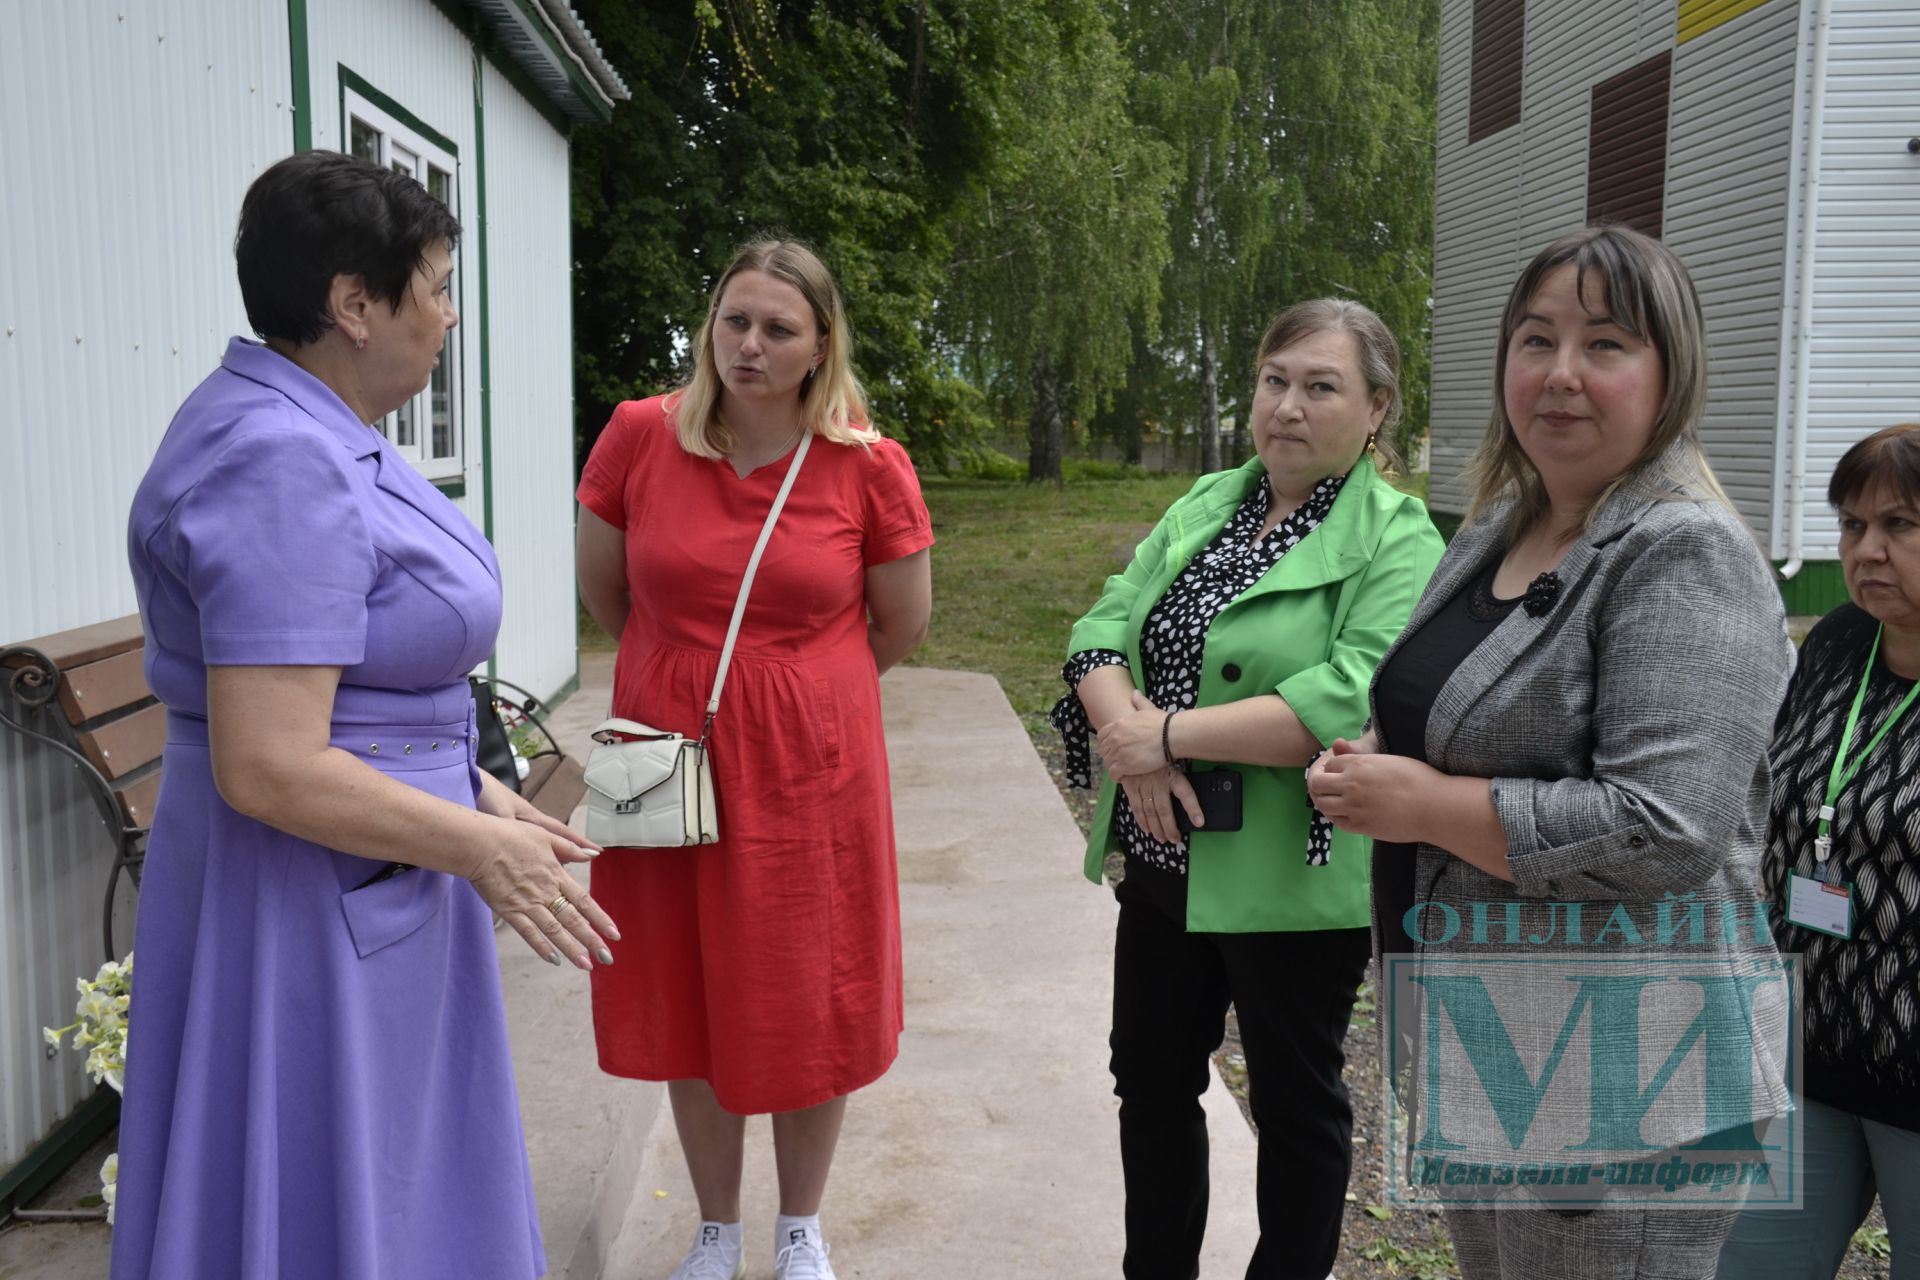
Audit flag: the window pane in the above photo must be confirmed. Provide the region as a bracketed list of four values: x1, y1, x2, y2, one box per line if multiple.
[350, 118, 382, 164]
[428, 165, 451, 208]
[394, 398, 417, 449]
[431, 332, 454, 459]
[390, 142, 419, 181]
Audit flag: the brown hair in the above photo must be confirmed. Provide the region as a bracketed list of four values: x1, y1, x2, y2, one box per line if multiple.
[669, 237, 876, 458]
[1463, 225, 1728, 538]
[1830, 423, 1920, 512]
[1256, 298, 1408, 479]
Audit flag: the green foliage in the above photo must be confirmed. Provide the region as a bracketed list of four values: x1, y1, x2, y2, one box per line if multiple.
[566, 0, 1437, 476]
[940, 0, 1174, 477]
[1854, 1225, 1891, 1261]
[907, 472, 1197, 719]
[1360, 1230, 1460, 1279]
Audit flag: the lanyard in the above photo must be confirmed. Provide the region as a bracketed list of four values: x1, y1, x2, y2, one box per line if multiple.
[1816, 624, 1920, 862]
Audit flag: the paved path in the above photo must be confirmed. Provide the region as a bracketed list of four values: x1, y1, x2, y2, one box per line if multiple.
[596, 665, 1258, 1279]
[0, 659, 1260, 1279]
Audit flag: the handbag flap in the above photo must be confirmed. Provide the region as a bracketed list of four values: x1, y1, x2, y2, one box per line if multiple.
[584, 738, 687, 802]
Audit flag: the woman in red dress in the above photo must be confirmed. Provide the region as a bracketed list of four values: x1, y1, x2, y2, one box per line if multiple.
[575, 239, 933, 1280]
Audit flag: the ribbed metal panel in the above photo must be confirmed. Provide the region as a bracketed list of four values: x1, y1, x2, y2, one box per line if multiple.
[0, 0, 289, 1179]
[481, 61, 579, 705]
[1795, 0, 1920, 557]
[1665, 0, 1796, 539]
[1470, 0, 1527, 142]
[1430, 0, 1667, 515]
[1587, 51, 1673, 236]
[1679, 0, 1776, 41]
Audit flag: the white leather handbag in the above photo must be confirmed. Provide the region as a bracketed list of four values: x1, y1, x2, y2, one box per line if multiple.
[582, 433, 811, 848]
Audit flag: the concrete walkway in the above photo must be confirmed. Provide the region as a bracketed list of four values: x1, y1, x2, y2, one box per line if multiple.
[0, 657, 1259, 1278]
[592, 663, 1257, 1279]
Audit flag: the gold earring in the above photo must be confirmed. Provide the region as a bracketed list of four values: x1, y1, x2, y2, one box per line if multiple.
[1364, 432, 1377, 454]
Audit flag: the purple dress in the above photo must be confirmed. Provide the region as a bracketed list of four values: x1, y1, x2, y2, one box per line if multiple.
[113, 339, 545, 1279]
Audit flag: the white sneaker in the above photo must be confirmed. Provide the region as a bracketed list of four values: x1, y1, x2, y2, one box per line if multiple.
[773, 1229, 836, 1280]
[667, 1223, 744, 1280]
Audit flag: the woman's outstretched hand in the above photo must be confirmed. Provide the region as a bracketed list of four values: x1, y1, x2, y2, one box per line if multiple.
[471, 771, 618, 969]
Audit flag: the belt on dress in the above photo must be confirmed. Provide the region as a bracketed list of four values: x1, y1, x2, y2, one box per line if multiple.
[165, 711, 475, 771]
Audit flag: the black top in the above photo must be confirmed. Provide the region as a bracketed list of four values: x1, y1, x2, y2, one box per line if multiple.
[1761, 603, 1920, 1133]
[1369, 560, 1520, 955]
[1051, 471, 1344, 925]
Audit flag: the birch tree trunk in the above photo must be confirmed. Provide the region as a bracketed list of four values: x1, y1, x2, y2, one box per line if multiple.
[1027, 350, 1066, 484]
[1198, 318, 1223, 474]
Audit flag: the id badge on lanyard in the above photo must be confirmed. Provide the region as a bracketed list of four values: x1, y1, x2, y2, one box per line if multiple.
[1789, 625, 1920, 941]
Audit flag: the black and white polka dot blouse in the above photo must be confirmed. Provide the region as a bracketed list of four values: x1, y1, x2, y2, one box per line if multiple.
[1050, 470, 1345, 877]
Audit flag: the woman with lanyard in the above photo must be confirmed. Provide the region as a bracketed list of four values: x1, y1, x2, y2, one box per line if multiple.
[1717, 422, 1920, 1279]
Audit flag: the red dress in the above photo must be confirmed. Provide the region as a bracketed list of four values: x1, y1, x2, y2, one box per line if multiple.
[575, 396, 934, 1113]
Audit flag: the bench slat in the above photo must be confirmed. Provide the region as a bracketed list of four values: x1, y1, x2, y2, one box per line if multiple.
[117, 771, 162, 828]
[3, 615, 145, 670]
[77, 703, 168, 781]
[523, 754, 587, 825]
[58, 649, 153, 725]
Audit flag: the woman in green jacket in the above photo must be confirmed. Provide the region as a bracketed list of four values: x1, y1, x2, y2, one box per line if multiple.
[1053, 298, 1444, 1279]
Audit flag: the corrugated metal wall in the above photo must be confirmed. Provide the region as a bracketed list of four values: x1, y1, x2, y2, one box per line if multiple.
[1430, 0, 1677, 515]
[0, 0, 288, 1177]
[481, 62, 580, 706]
[1665, 0, 1797, 541]
[1793, 0, 1920, 558]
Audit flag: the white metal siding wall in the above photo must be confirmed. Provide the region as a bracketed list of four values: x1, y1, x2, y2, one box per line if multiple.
[480, 65, 579, 704]
[1430, 0, 1682, 515]
[1431, 0, 1521, 516]
[1794, 0, 1920, 558]
[0, 0, 288, 1175]
[1664, 0, 1797, 540]
[0, 3, 289, 641]
[305, 0, 485, 529]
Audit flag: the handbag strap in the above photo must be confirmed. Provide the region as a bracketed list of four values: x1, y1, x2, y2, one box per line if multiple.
[701, 431, 812, 741]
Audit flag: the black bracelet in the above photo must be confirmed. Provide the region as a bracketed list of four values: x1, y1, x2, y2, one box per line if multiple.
[1161, 709, 1177, 766]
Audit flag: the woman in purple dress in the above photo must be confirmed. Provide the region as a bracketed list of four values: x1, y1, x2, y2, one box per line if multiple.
[114, 151, 617, 1279]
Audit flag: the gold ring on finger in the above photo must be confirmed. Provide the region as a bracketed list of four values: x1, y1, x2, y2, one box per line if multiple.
[549, 894, 571, 916]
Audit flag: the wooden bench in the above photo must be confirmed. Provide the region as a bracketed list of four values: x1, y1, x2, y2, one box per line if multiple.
[0, 616, 159, 962]
[1, 616, 587, 961]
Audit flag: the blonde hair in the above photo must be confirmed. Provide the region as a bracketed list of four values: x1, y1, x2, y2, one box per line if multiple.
[669, 238, 877, 457]
[1464, 225, 1729, 539]
[1256, 298, 1410, 480]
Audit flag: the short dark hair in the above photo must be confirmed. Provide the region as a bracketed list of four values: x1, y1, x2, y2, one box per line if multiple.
[235, 150, 461, 345]
[1829, 423, 1920, 513]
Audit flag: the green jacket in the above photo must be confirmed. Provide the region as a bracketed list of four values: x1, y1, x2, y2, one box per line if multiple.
[1069, 458, 1445, 933]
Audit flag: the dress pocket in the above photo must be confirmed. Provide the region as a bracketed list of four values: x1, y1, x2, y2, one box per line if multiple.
[812, 677, 843, 771]
[339, 864, 453, 958]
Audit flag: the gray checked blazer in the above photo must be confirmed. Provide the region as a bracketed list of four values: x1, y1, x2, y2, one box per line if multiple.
[1371, 441, 1798, 1159]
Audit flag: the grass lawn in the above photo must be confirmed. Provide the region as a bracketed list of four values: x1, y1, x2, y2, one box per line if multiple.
[904, 473, 1198, 730]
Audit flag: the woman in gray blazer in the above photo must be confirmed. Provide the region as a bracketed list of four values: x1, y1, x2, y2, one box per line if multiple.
[1309, 225, 1795, 1280]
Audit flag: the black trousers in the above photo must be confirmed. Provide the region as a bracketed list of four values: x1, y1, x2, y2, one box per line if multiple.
[1110, 898, 1371, 1280]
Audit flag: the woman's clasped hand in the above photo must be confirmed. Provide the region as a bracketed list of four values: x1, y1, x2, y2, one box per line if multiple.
[1097, 690, 1204, 842]
[1303, 735, 1440, 847]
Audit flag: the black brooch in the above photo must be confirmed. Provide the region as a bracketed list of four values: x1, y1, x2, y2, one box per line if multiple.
[1523, 571, 1562, 617]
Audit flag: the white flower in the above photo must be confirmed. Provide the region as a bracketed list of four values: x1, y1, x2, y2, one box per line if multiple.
[100, 1152, 118, 1225]
[43, 1026, 63, 1048]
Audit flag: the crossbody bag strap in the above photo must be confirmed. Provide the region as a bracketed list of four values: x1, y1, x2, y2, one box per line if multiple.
[700, 431, 812, 742]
